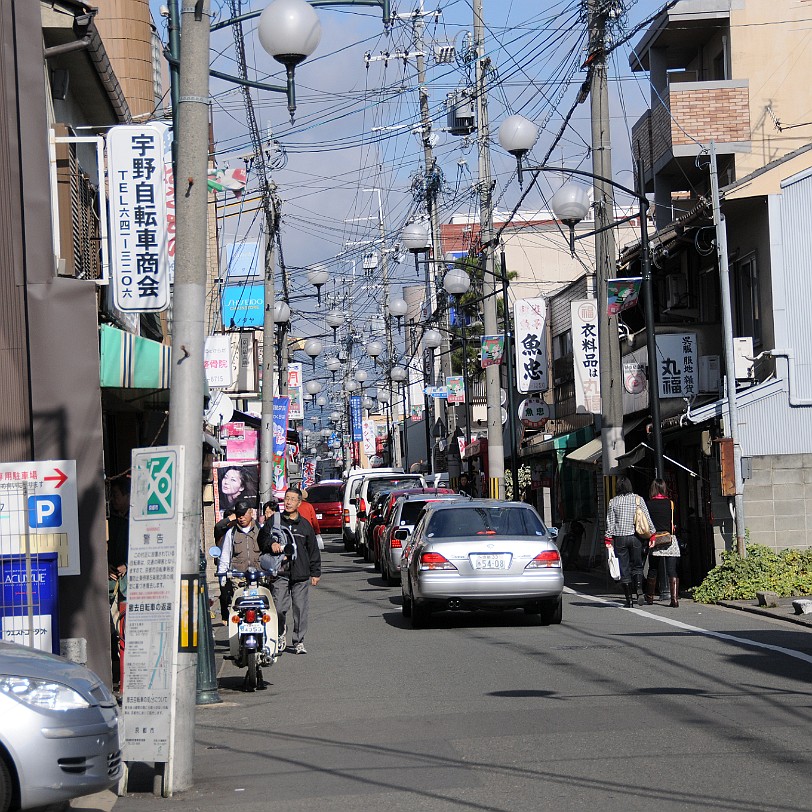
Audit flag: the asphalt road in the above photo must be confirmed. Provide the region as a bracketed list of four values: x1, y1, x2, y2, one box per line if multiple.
[116, 536, 812, 812]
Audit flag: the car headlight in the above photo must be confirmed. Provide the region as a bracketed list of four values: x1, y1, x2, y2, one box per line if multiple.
[0, 676, 91, 710]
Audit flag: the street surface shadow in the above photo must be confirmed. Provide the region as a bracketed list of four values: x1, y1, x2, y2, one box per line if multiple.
[382, 608, 545, 630]
[487, 689, 557, 698]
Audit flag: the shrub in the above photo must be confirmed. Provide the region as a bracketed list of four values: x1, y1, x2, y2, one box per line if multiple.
[692, 543, 812, 603]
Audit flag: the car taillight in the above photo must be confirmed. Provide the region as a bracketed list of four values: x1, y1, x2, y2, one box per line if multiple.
[390, 536, 402, 549]
[525, 550, 561, 569]
[244, 609, 257, 623]
[419, 551, 457, 571]
[343, 508, 350, 524]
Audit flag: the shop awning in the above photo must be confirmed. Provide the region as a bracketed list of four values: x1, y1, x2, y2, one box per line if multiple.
[565, 437, 603, 467]
[617, 442, 698, 477]
[100, 324, 171, 389]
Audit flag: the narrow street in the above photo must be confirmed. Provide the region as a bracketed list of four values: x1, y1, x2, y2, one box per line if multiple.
[117, 536, 812, 812]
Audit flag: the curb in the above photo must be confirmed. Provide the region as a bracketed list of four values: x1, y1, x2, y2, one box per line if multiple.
[715, 599, 812, 629]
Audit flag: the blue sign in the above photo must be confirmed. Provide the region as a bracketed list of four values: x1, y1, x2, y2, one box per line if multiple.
[28, 495, 62, 528]
[350, 396, 363, 442]
[221, 283, 264, 328]
[0, 553, 60, 653]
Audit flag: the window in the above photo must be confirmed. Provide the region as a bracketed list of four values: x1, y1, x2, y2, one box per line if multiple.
[426, 506, 546, 538]
[732, 254, 761, 347]
[553, 329, 572, 361]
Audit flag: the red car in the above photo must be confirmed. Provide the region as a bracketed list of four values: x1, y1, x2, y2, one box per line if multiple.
[305, 480, 343, 533]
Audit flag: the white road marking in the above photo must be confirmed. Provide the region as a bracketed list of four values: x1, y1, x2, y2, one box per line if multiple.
[564, 587, 812, 666]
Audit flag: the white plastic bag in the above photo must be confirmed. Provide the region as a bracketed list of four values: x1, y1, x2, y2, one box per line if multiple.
[607, 545, 621, 581]
[316, 534, 324, 551]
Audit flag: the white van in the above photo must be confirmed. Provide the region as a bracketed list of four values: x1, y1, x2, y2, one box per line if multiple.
[342, 468, 403, 552]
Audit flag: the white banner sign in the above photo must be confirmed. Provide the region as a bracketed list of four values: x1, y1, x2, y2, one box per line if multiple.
[571, 300, 601, 414]
[204, 334, 234, 388]
[515, 298, 548, 393]
[657, 333, 697, 398]
[123, 447, 184, 764]
[362, 419, 376, 456]
[107, 125, 171, 312]
[288, 362, 304, 420]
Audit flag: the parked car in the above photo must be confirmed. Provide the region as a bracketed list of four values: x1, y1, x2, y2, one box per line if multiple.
[400, 500, 563, 627]
[355, 474, 426, 560]
[379, 492, 465, 585]
[0, 642, 123, 812]
[305, 480, 343, 534]
[341, 468, 404, 552]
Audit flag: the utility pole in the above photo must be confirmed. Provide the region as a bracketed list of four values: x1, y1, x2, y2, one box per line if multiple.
[473, 0, 504, 499]
[709, 142, 747, 556]
[588, 0, 624, 477]
[166, 0, 210, 793]
[259, 196, 277, 506]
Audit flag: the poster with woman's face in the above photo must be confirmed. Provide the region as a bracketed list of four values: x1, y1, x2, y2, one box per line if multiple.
[213, 461, 259, 518]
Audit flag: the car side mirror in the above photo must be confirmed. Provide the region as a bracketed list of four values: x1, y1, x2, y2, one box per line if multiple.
[394, 529, 409, 541]
[547, 527, 559, 539]
[209, 545, 222, 558]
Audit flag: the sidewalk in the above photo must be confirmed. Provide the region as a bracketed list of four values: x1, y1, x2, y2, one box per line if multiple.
[565, 567, 812, 629]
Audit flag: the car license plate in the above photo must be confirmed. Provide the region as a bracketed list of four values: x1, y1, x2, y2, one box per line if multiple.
[316, 513, 323, 519]
[471, 554, 510, 570]
[238, 623, 264, 633]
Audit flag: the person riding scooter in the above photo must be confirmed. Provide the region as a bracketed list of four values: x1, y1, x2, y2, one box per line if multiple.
[217, 500, 262, 610]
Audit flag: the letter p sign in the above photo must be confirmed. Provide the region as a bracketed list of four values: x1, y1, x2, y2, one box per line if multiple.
[28, 495, 62, 529]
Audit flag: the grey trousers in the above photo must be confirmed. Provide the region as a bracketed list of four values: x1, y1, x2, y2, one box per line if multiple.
[271, 577, 310, 644]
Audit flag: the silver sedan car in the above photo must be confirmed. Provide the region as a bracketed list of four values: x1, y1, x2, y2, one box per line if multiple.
[0, 642, 123, 812]
[400, 500, 563, 627]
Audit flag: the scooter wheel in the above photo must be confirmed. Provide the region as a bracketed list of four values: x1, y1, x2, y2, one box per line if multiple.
[245, 651, 257, 692]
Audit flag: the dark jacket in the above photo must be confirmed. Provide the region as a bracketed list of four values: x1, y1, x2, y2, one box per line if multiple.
[276, 513, 321, 582]
[646, 496, 673, 534]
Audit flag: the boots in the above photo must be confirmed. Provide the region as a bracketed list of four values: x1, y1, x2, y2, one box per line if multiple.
[633, 574, 645, 606]
[622, 582, 633, 608]
[645, 574, 657, 605]
[669, 577, 680, 608]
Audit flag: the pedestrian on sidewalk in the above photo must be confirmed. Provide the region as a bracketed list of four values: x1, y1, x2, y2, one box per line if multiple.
[605, 476, 654, 607]
[268, 487, 321, 655]
[299, 489, 324, 550]
[645, 479, 680, 608]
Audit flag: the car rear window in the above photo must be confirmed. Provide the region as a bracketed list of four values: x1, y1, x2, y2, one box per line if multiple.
[426, 506, 545, 538]
[308, 484, 341, 502]
[400, 501, 436, 524]
[366, 477, 423, 499]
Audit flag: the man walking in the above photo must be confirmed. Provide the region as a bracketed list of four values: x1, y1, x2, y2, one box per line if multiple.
[269, 487, 321, 654]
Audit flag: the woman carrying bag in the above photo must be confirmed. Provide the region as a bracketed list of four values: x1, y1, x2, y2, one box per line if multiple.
[605, 476, 655, 607]
[645, 479, 681, 607]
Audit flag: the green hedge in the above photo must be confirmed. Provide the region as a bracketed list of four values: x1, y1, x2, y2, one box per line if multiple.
[692, 543, 812, 604]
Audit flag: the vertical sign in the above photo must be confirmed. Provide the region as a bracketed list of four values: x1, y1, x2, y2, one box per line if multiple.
[272, 397, 290, 496]
[288, 362, 304, 420]
[123, 446, 184, 764]
[350, 396, 363, 442]
[514, 298, 548, 393]
[362, 420, 376, 456]
[447, 375, 465, 404]
[204, 334, 233, 388]
[657, 333, 698, 398]
[571, 300, 601, 414]
[107, 125, 170, 312]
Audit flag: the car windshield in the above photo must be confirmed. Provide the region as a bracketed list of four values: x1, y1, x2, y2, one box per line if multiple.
[426, 506, 546, 538]
[308, 484, 341, 502]
[367, 477, 422, 499]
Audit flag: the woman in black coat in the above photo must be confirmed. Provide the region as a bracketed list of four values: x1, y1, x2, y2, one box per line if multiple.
[645, 479, 681, 607]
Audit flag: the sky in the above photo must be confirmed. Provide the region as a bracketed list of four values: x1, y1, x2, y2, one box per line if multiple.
[148, 0, 664, 419]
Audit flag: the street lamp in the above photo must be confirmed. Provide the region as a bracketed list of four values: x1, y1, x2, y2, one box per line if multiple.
[316, 394, 328, 409]
[273, 300, 291, 324]
[366, 339, 384, 365]
[498, 114, 663, 478]
[423, 328, 442, 351]
[307, 264, 329, 305]
[354, 368, 369, 384]
[326, 308, 344, 339]
[304, 337, 323, 370]
[443, 267, 471, 296]
[345, 378, 360, 393]
[362, 396, 375, 410]
[305, 379, 322, 405]
[390, 365, 407, 383]
[388, 296, 408, 332]
[329, 410, 342, 422]
[326, 355, 341, 380]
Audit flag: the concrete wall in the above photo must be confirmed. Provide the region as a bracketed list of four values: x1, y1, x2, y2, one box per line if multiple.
[740, 454, 812, 552]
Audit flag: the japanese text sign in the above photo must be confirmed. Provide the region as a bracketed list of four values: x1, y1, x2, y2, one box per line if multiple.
[107, 125, 170, 312]
[514, 298, 548, 393]
[656, 333, 697, 398]
[571, 300, 601, 414]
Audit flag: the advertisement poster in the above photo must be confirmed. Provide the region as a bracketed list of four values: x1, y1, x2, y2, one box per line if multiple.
[350, 396, 363, 441]
[481, 335, 505, 368]
[447, 375, 465, 404]
[204, 334, 233, 388]
[213, 461, 259, 518]
[272, 397, 290, 496]
[607, 277, 642, 316]
[514, 298, 548, 393]
[301, 459, 317, 490]
[226, 428, 258, 462]
[288, 363, 304, 420]
[571, 300, 602, 414]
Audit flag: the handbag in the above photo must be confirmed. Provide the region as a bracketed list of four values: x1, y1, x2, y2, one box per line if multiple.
[634, 496, 652, 538]
[651, 532, 673, 550]
[607, 545, 621, 581]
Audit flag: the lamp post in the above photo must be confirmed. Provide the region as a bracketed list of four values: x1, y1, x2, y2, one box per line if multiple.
[498, 115, 664, 479]
[390, 364, 408, 467]
[423, 328, 442, 474]
[307, 264, 329, 305]
[326, 355, 341, 380]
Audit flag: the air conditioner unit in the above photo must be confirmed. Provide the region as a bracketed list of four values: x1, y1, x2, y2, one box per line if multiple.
[733, 337, 755, 381]
[665, 274, 688, 309]
[699, 355, 720, 393]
